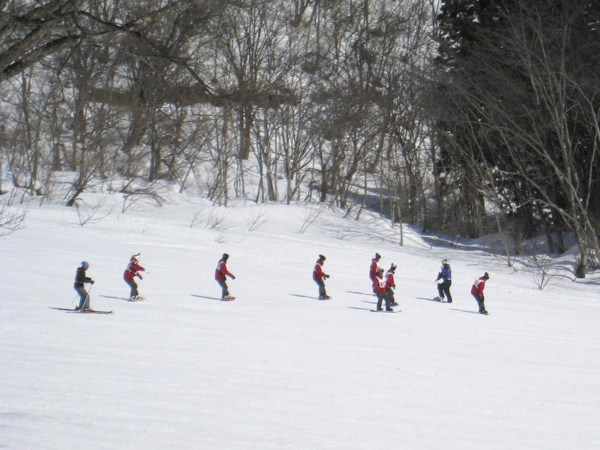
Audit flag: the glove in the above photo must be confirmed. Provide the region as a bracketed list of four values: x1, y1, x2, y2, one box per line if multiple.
[138, 275, 143, 280]
[231, 275, 236, 280]
[325, 275, 330, 279]
[90, 280, 95, 285]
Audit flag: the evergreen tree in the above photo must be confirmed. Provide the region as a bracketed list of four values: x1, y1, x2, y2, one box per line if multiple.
[434, 0, 600, 275]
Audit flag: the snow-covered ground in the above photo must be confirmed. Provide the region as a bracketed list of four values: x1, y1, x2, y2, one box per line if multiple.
[1, 192, 599, 449]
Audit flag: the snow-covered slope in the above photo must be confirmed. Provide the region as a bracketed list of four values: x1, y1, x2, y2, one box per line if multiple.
[1, 193, 599, 449]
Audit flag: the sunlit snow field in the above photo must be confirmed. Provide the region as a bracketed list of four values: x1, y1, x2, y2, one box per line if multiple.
[1, 192, 599, 449]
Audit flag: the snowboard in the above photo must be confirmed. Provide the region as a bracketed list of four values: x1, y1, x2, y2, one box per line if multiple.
[52, 307, 113, 314]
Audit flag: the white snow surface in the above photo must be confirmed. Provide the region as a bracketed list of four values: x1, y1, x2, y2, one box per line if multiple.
[1, 193, 600, 449]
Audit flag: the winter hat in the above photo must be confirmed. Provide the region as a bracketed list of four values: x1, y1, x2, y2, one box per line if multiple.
[375, 253, 381, 260]
[442, 259, 449, 265]
[484, 272, 490, 279]
[222, 253, 229, 261]
[131, 253, 140, 262]
[377, 267, 384, 274]
[390, 263, 397, 271]
[319, 254, 326, 261]
[81, 261, 89, 268]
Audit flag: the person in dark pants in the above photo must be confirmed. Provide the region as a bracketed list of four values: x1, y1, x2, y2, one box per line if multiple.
[215, 253, 235, 300]
[386, 263, 398, 307]
[436, 259, 453, 303]
[313, 254, 330, 299]
[373, 268, 393, 311]
[74, 261, 94, 310]
[471, 272, 489, 314]
[369, 253, 381, 292]
[124, 253, 145, 300]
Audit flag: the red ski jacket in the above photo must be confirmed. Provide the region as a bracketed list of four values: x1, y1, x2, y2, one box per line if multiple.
[215, 259, 234, 281]
[124, 259, 145, 280]
[385, 269, 396, 289]
[313, 260, 327, 280]
[471, 277, 487, 297]
[370, 259, 379, 281]
[373, 274, 387, 293]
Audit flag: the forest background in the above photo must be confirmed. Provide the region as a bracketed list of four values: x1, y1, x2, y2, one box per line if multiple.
[1, 0, 599, 278]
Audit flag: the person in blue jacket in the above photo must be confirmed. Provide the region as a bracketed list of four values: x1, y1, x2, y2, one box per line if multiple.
[435, 259, 452, 303]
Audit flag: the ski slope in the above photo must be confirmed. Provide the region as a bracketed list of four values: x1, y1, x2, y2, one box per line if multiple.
[1, 193, 599, 449]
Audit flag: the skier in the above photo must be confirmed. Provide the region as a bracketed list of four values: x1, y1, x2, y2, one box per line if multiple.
[313, 254, 330, 299]
[436, 259, 453, 303]
[124, 253, 145, 301]
[215, 253, 235, 300]
[74, 261, 94, 310]
[373, 267, 393, 311]
[386, 263, 398, 307]
[370, 253, 381, 292]
[471, 272, 489, 314]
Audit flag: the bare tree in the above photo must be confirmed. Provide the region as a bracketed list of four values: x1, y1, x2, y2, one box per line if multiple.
[434, 0, 600, 276]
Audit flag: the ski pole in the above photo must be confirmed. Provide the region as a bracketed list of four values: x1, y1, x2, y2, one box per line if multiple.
[87, 283, 94, 306]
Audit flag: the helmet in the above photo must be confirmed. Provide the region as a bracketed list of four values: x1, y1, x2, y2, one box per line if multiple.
[484, 272, 490, 279]
[222, 253, 229, 261]
[319, 254, 326, 261]
[442, 259, 448, 265]
[81, 261, 89, 268]
[375, 253, 381, 260]
[390, 263, 397, 271]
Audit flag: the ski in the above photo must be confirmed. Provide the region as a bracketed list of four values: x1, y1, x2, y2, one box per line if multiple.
[128, 297, 145, 302]
[69, 309, 113, 314]
[371, 309, 401, 313]
[52, 307, 113, 314]
[221, 297, 236, 301]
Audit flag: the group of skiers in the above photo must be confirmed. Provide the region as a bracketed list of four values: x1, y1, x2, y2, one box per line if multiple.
[73, 251, 489, 314]
[368, 253, 399, 311]
[365, 253, 489, 314]
[433, 257, 489, 314]
[73, 252, 236, 310]
[73, 254, 146, 310]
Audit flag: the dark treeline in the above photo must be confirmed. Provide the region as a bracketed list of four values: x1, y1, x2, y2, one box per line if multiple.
[434, 0, 600, 276]
[0, 0, 599, 276]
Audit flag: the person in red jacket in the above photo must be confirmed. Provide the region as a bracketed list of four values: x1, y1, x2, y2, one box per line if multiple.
[215, 253, 235, 300]
[385, 263, 398, 307]
[369, 253, 381, 281]
[124, 253, 145, 301]
[373, 267, 393, 311]
[471, 272, 489, 314]
[313, 254, 330, 299]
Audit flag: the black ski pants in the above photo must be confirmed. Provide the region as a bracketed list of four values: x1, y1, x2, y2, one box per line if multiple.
[314, 277, 327, 298]
[473, 294, 487, 313]
[217, 279, 229, 299]
[376, 291, 392, 310]
[125, 278, 139, 298]
[437, 280, 452, 302]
